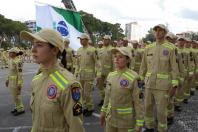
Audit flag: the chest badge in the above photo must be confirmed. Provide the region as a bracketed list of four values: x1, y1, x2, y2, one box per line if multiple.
[120, 79, 129, 88]
[163, 50, 169, 56]
[47, 84, 57, 99]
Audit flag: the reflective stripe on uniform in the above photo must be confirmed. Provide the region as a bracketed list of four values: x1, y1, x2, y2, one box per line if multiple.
[109, 71, 118, 76]
[157, 74, 169, 79]
[189, 72, 194, 75]
[184, 92, 190, 97]
[145, 117, 154, 123]
[116, 107, 133, 114]
[32, 73, 42, 81]
[123, 71, 135, 81]
[159, 122, 167, 129]
[128, 128, 134, 132]
[50, 71, 69, 91]
[101, 106, 108, 112]
[136, 119, 144, 126]
[9, 76, 17, 79]
[104, 65, 111, 68]
[146, 72, 151, 77]
[172, 80, 179, 87]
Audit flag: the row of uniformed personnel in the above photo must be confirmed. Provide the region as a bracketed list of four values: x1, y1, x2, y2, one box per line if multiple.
[10, 23, 198, 132]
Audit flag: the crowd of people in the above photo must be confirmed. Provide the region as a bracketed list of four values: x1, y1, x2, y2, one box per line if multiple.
[3, 23, 198, 132]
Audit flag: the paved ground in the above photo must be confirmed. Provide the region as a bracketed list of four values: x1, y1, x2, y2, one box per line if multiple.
[0, 63, 197, 132]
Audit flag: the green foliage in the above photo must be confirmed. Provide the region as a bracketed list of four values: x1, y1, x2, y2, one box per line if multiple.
[79, 11, 124, 44]
[190, 32, 198, 41]
[142, 28, 155, 43]
[0, 14, 29, 49]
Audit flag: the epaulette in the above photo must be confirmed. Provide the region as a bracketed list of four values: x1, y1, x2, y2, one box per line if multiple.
[108, 71, 118, 77]
[32, 73, 43, 81]
[163, 42, 176, 50]
[145, 43, 156, 49]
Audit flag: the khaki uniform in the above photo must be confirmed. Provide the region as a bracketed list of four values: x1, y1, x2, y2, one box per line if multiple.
[174, 48, 185, 106]
[65, 47, 74, 72]
[191, 48, 197, 92]
[101, 69, 144, 132]
[75, 45, 98, 111]
[182, 48, 191, 99]
[97, 45, 114, 100]
[139, 41, 179, 132]
[131, 48, 144, 72]
[7, 56, 24, 112]
[31, 63, 85, 132]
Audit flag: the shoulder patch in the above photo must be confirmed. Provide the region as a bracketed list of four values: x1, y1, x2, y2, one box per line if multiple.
[73, 102, 82, 116]
[71, 82, 81, 101]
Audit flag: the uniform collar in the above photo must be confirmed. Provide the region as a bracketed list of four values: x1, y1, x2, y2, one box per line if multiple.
[40, 62, 60, 75]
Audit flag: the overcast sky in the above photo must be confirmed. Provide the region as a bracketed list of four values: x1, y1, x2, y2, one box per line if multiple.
[1, 0, 198, 36]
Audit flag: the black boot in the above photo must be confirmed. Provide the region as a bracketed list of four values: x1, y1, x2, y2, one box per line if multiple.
[83, 109, 88, 116]
[143, 128, 155, 132]
[11, 109, 17, 114]
[13, 110, 25, 116]
[84, 110, 94, 117]
[183, 99, 188, 104]
[190, 91, 195, 96]
[167, 117, 174, 125]
[175, 106, 182, 112]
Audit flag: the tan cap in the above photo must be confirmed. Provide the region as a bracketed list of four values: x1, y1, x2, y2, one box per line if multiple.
[112, 47, 132, 59]
[8, 47, 20, 53]
[77, 33, 89, 39]
[185, 38, 191, 42]
[153, 24, 168, 32]
[131, 40, 138, 44]
[103, 35, 111, 40]
[64, 38, 70, 43]
[166, 32, 177, 39]
[20, 28, 64, 52]
[122, 37, 128, 41]
[177, 37, 186, 41]
[98, 41, 103, 45]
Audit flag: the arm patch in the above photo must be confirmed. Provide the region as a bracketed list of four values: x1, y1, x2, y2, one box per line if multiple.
[71, 82, 81, 101]
[73, 102, 82, 116]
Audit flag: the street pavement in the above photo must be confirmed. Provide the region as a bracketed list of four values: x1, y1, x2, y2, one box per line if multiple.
[0, 63, 197, 132]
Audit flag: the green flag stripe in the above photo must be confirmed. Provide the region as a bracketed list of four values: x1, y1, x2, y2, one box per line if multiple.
[52, 6, 83, 32]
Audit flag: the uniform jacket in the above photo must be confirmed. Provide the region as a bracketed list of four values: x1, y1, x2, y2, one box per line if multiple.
[139, 41, 179, 90]
[30, 63, 85, 132]
[101, 68, 144, 128]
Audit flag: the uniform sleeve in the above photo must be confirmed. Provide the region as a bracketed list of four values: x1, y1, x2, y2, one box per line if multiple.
[139, 48, 148, 80]
[61, 82, 85, 132]
[16, 59, 23, 87]
[94, 48, 102, 77]
[132, 79, 144, 127]
[100, 75, 111, 115]
[170, 49, 179, 87]
[178, 54, 185, 82]
[74, 50, 80, 76]
[130, 49, 135, 70]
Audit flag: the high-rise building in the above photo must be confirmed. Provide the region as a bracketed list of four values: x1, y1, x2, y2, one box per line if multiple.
[125, 21, 142, 41]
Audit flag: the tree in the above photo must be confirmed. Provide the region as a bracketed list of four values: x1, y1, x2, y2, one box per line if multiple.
[0, 14, 29, 48]
[79, 11, 124, 44]
[142, 28, 155, 43]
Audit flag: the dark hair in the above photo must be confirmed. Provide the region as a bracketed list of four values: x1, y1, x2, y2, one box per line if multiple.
[17, 51, 23, 56]
[48, 43, 61, 58]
